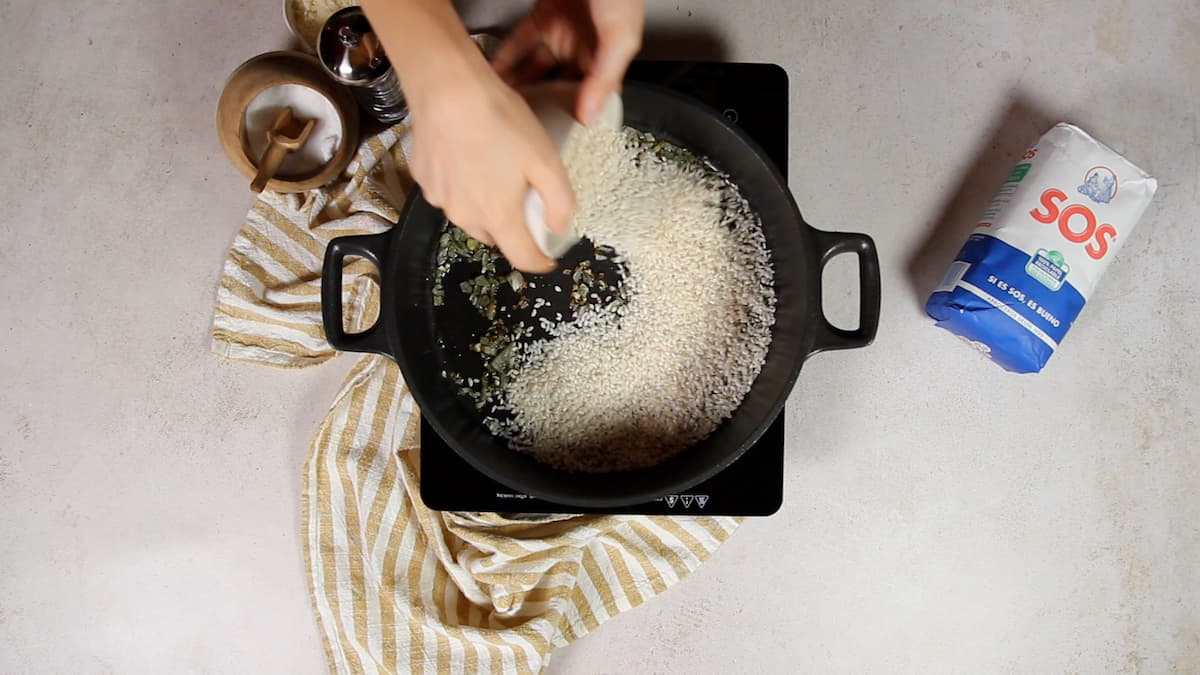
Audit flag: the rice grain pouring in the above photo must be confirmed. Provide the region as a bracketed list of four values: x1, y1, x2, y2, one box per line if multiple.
[926, 123, 1157, 372]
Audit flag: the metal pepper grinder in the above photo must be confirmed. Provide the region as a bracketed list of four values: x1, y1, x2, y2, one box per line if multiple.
[317, 6, 408, 125]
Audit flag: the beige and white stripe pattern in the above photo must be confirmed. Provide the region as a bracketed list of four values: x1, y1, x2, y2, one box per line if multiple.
[212, 126, 742, 673]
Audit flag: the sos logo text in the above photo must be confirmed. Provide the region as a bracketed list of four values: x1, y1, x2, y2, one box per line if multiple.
[1029, 188, 1116, 261]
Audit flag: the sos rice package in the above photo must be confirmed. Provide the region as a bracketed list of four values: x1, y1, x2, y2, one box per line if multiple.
[926, 123, 1157, 372]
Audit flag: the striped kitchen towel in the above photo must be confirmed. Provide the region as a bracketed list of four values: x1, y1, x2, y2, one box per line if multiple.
[211, 125, 743, 674]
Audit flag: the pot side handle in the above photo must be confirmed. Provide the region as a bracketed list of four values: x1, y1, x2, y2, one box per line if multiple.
[809, 229, 881, 354]
[320, 231, 395, 358]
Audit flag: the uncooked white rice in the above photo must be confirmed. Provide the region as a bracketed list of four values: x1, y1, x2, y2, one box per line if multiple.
[496, 125, 776, 472]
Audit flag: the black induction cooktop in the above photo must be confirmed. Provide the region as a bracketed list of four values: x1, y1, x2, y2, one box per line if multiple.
[419, 61, 789, 516]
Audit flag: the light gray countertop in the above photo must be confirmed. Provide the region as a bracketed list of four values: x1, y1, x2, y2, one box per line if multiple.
[1, 0, 1196, 672]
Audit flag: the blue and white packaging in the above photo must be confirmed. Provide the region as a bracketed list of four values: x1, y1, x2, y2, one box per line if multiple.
[926, 123, 1157, 372]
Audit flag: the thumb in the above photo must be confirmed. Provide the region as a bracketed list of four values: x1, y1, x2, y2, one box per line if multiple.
[575, 36, 638, 124]
[577, 73, 620, 127]
[491, 15, 540, 82]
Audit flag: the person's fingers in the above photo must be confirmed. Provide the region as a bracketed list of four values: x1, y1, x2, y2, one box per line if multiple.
[577, 76, 613, 126]
[440, 201, 495, 247]
[451, 221, 491, 246]
[576, 8, 642, 123]
[490, 208, 556, 273]
[461, 223, 495, 248]
[576, 42, 637, 123]
[512, 42, 558, 87]
[491, 15, 542, 81]
[525, 153, 575, 235]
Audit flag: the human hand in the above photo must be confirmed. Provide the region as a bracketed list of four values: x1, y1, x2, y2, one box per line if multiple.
[492, 0, 645, 125]
[406, 60, 574, 273]
[363, 0, 576, 273]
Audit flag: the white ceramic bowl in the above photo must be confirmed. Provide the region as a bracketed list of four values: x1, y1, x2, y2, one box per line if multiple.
[521, 82, 622, 258]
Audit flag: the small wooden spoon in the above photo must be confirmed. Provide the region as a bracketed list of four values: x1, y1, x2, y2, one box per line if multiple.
[250, 107, 317, 193]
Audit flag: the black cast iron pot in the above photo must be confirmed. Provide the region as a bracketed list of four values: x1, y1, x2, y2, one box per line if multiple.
[321, 81, 880, 508]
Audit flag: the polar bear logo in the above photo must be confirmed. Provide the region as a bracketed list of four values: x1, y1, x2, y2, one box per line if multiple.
[1078, 166, 1118, 204]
